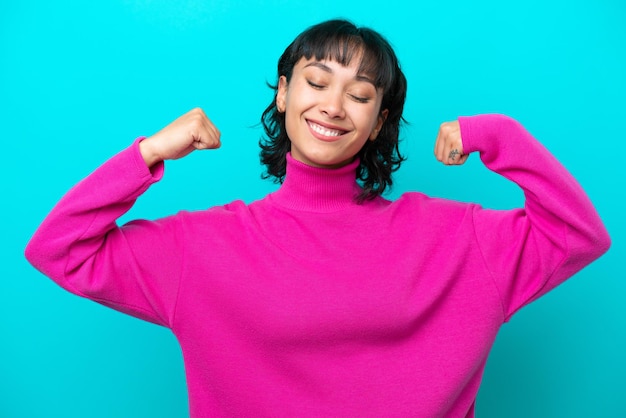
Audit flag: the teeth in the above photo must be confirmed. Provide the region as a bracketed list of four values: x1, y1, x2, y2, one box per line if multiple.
[309, 122, 344, 137]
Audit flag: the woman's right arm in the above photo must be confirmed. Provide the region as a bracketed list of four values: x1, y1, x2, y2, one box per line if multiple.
[25, 108, 221, 327]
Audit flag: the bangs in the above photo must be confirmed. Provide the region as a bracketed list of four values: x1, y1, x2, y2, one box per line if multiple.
[283, 22, 396, 94]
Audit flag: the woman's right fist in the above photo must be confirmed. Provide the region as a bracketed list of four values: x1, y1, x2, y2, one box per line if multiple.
[140, 108, 221, 167]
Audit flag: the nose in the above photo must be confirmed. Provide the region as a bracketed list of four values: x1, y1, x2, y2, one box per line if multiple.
[320, 89, 345, 119]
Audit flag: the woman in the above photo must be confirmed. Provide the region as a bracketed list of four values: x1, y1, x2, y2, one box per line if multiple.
[25, 19, 610, 417]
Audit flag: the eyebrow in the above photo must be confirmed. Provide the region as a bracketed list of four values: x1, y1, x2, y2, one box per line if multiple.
[303, 61, 376, 86]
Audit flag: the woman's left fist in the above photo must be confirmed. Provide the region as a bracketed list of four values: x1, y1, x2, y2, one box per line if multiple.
[434, 121, 469, 166]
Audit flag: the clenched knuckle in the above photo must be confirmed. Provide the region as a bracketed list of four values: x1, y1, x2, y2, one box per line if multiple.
[440, 122, 453, 134]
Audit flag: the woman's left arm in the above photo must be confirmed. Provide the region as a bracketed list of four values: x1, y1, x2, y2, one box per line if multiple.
[436, 114, 611, 320]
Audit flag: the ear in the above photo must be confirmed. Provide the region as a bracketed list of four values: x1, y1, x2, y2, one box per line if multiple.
[276, 76, 288, 113]
[369, 109, 389, 140]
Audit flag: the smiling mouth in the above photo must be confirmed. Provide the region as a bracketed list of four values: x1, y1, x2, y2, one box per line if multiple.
[307, 121, 348, 138]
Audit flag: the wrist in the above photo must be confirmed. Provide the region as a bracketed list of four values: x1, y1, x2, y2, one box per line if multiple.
[139, 137, 162, 168]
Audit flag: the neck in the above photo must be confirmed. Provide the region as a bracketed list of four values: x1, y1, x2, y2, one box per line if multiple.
[269, 153, 362, 212]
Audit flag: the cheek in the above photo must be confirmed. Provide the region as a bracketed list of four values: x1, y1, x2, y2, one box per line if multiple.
[353, 108, 381, 133]
[284, 110, 302, 142]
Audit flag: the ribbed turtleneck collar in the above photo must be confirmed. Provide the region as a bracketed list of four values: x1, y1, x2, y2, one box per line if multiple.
[268, 153, 363, 212]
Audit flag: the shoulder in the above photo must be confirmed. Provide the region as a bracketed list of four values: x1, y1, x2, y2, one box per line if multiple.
[174, 199, 253, 229]
[393, 191, 476, 213]
[372, 192, 479, 232]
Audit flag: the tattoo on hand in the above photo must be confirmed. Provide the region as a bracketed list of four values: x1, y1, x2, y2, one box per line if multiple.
[448, 149, 459, 161]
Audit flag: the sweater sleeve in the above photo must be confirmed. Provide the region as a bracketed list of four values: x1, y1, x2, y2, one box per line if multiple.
[459, 114, 611, 321]
[24, 138, 184, 327]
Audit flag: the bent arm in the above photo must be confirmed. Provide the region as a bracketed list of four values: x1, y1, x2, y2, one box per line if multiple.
[25, 139, 184, 326]
[460, 114, 611, 319]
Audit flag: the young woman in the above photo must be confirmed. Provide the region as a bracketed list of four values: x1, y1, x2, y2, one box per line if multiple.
[25, 19, 610, 417]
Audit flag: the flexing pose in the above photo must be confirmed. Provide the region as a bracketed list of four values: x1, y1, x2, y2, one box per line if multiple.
[26, 19, 610, 417]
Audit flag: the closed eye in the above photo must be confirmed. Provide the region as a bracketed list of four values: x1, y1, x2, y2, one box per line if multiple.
[307, 80, 324, 89]
[349, 94, 370, 103]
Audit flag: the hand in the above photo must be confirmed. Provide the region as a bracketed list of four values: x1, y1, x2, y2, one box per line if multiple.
[434, 120, 469, 166]
[139, 108, 221, 167]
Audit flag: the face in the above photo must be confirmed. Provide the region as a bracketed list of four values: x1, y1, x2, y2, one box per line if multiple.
[276, 55, 388, 169]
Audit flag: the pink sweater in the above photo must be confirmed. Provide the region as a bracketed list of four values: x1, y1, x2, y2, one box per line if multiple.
[25, 114, 610, 417]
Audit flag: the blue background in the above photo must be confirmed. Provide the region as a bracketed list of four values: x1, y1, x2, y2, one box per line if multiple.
[2, 1, 624, 417]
